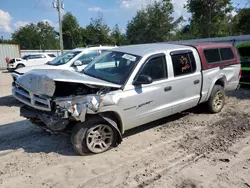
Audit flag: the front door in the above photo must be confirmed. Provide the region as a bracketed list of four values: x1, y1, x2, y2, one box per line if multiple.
[120, 54, 174, 131]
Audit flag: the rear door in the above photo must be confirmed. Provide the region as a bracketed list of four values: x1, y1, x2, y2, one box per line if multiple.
[168, 50, 202, 114]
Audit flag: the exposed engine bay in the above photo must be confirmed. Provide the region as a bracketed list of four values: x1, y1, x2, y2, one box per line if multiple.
[12, 69, 121, 132]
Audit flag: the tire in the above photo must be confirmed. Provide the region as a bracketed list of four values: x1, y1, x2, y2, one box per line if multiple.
[16, 64, 25, 69]
[71, 118, 118, 156]
[207, 85, 225, 113]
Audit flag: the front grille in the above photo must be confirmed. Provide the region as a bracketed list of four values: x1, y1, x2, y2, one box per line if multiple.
[12, 83, 51, 111]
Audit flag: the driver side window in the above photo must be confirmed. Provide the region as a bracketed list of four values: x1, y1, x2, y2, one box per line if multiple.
[139, 55, 168, 81]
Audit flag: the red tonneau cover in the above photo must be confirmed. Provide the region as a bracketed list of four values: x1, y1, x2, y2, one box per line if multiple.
[182, 43, 240, 70]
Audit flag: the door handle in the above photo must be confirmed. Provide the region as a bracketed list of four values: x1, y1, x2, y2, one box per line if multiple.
[194, 80, 200, 84]
[164, 86, 172, 92]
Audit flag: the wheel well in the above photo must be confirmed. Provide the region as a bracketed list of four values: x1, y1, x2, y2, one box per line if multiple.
[84, 112, 123, 145]
[84, 112, 123, 134]
[99, 111, 123, 134]
[16, 63, 25, 67]
[214, 78, 225, 88]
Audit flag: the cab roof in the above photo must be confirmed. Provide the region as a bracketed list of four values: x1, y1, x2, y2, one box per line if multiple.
[114, 43, 192, 57]
[73, 46, 116, 51]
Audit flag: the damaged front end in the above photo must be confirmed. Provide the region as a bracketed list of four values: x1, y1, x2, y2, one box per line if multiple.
[12, 69, 120, 132]
[19, 94, 103, 132]
[55, 95, 102, 122]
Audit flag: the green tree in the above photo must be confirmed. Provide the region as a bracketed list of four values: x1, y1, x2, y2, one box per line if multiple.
[174, 24, 194, 40]
[85, 16, 113, 45]
[37, 21, 58, 49]
[110, 24, 126, 45]
[233, 8, 250, 35]
[185, 0, 233, 38]
[12, 23, 40, 49]
[78, 27, 88, 47]
[62, 12, 81, 49]
[126, 0, 183, 44]
[12, 22, 58, 49]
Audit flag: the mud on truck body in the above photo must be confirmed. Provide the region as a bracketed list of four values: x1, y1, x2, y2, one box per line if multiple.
[12, 43, 241, 155]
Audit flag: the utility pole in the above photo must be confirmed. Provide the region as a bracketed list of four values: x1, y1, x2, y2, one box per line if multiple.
[53, 0, 64, 55]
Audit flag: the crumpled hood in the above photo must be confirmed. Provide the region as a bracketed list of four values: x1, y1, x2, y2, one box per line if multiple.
[16, 69, 121, 97]
[15, 65, 61, 74]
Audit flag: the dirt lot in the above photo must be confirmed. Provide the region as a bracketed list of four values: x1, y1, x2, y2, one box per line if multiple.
[0, 71, 250, 188]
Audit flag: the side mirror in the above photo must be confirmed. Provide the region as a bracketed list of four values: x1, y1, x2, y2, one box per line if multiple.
[73, 60, 83, 67]
[133, 75, 153, 85]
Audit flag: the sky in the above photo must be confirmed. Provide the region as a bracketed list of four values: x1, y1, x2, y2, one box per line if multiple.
[0, 0, 247, 39]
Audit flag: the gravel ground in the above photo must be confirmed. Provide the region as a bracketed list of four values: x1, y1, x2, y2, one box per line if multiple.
[0, 71, 250, 188]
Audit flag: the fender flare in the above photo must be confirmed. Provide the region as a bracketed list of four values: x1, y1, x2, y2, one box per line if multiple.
[206, 75, 227, 101]
[16, 63, 25, 68]
[98, 114, 123, 145]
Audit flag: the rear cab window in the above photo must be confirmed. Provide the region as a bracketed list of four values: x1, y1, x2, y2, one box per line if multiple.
[170, 50, 196, 77]
[220, 48, 234, 61]
[204, 47, 235, 64]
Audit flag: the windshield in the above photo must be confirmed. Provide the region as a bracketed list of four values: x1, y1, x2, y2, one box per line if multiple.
[83, 51, 141, 85]
[47, 51, 81, 66]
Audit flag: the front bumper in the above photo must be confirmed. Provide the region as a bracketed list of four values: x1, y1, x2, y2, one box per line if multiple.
[7, 68, 15, 72]
[21, 106, 69, 131]
[7, 64, 16, 71]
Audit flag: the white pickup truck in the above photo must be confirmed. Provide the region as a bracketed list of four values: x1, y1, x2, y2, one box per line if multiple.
[12, 43, 241, 155]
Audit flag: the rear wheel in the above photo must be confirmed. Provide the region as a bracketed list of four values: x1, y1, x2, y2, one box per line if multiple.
[207, 85, 225, 113]
[71, 118, 118, 155]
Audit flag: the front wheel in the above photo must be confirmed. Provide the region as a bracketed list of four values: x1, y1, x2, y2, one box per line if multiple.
[71, 119, 118, 155]
[207, 85, 225, 113]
